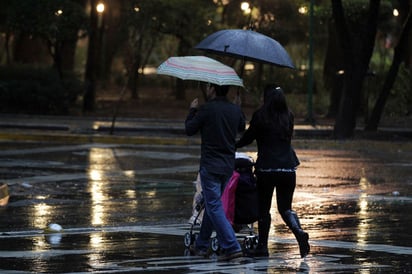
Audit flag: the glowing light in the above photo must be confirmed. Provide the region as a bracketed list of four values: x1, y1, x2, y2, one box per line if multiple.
[55, 9, 63, 16]
[241, 2, 250, 10]
[393, 9, 399, 17]
[357, 168, 370, 246]
[138, 66, 157, 75]
[126, 189, 137, 199]
[96, 3, 105, 13]
[88, 148, 109, 226]
[241, 2, 251, 14]
[33, 203, 52, 229]
[90, 170, 102, 181]
[299, 6, 308, 14]
[244, 63, 255, 71]
[124, 170, 135, 178]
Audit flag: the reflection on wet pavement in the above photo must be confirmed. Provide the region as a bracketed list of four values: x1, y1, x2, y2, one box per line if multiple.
[0, 140, 411, 273]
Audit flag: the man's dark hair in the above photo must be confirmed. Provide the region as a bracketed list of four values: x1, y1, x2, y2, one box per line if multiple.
[213, 84, 229, 96]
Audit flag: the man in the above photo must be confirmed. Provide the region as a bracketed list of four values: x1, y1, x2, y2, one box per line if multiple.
[185, 83, 245, 261]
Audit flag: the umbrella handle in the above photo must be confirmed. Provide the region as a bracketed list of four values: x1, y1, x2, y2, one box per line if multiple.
[238, 58, 246, 97]
[240, 59, 245, 78]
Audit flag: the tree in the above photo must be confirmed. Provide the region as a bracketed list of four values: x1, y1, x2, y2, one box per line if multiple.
[5, 0, 87, 77]
[156, 0, 217, 100]
[331, 0, 380, 139]
[366, 11, 412, 130]
[118, 0, 215, 100]
[45, 0, 88, 77]
[123, 0, 164, 99]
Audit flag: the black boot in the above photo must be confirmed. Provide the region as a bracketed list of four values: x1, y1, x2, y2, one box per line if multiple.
[247, 214, 270, 257]
[281, 210, 310, 258]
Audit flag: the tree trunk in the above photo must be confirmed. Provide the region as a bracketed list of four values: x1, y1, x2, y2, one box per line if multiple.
[323, 19, 345, 118]
[366, 12, 412, 131]
[61, 39, 77, 72]
[331, 0, 380, 139]
[4, 32, 11, 65]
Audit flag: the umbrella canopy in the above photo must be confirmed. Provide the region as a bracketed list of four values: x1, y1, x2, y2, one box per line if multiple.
[156, 56, 244, 87]
[195, 29, 295, 70]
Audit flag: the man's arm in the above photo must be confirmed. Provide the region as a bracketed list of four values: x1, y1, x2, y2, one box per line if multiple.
[238, 111, 246, 133]
[185, 98, 201, 136]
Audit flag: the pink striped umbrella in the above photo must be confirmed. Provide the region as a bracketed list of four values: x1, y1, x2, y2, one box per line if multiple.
[156, 56, 243, 87]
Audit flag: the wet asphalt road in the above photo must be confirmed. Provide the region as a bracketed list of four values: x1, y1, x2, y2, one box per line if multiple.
[0, 135, 411, 273]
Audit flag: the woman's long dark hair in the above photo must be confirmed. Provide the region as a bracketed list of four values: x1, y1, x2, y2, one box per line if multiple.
[258, 84, 293, 141]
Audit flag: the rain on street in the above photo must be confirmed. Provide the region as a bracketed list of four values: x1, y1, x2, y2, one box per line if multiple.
[0, 139, 411, 273]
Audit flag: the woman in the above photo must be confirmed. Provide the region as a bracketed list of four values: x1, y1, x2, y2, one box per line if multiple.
[236, 84, 310, 258]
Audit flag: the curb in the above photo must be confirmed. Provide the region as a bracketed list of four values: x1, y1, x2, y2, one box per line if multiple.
[0, 131, 201, 146]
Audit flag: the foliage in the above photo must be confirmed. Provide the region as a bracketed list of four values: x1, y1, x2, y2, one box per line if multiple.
[0, 66, 82, 114]
[5, 0, 88, 73]
[0, 0, 408, 126]
[384, 64, 412, 116]
[6, 0, 87, 40]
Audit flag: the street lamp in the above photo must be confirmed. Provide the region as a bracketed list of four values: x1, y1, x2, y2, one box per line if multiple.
[96, 3, 105, 13]
[241, 2, 251, 15]
[240, 2, 253, 29]
[96, 2, 106, 82]
[96, 3, 105, 27]
[393, 8, 399, 17]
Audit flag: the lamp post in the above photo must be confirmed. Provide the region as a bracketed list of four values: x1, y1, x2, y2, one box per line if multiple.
[96, 3, 105, 81]
[306, 0, 315, 124]
[83, 0, 99, 112]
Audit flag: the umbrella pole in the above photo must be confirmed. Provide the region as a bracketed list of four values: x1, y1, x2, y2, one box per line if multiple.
[236, 58, 246, 96]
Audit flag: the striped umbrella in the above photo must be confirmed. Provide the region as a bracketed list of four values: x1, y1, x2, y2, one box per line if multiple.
[156, 56, 243, 87]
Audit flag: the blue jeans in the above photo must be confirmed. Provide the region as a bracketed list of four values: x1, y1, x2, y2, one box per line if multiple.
[195, 167, 241, 254]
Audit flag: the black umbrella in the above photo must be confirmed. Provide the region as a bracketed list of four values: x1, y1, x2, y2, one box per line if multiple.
[195, 29, 295, 76]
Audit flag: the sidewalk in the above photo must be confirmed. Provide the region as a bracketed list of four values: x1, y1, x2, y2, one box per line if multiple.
[1, 113, 411, 273]
[0, 114, 411, 144]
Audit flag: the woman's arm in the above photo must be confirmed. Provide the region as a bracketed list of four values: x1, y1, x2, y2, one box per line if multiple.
[236, 114, 258, 148]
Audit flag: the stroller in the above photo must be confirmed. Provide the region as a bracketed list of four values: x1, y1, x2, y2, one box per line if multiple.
[184, 153, 259, 253]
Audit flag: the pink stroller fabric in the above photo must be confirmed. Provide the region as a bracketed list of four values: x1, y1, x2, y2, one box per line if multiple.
[222, 170, 240, 225]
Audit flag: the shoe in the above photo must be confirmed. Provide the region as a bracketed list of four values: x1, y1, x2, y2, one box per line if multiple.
[281, 210, 310, 258]
[217, 250, 243, 262]
[189, 245, 210, 258]
[245, 246, 269, 257]
[297, 231, 310, 258]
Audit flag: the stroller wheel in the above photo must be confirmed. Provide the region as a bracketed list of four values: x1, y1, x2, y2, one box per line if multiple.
[243, 237, 250, 249]
[243, 235, 256, 250]
[210, 237, 220, 252]
[184, 232, 192, 247]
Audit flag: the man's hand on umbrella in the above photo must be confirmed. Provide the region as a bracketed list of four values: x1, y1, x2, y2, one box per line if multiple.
[190, 98, 199, 109]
